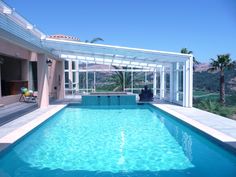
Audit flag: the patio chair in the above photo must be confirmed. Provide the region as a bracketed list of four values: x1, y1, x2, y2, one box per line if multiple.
[19, 87, 37, 103]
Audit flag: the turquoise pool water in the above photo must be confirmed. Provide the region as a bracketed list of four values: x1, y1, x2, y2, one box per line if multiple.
[0, 104, 236, 177]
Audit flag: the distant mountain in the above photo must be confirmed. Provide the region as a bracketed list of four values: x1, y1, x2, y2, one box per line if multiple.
[194, 64, 236, 93]
[194, 63, 210, 72]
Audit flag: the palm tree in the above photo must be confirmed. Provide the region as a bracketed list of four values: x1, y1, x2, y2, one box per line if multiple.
[111, 66, 131, 91]
[85, 37, 104, 43]
[180, 48, 199, 70]
[208, 54, 236, 104]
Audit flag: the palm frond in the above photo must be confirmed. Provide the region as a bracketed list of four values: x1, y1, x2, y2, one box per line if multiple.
[90, 37, 104, 43]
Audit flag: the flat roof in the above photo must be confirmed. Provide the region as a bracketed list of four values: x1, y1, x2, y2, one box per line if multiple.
[44, 38, 191, 70]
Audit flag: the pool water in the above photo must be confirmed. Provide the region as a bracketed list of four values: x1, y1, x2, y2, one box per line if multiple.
[0, 105, 236, 177]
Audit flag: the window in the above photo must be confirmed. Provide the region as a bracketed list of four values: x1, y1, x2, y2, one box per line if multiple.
[72, 61, 76, 70]
[65, 72, 69, 83]
[72, 72, 76, 82]
[64, 60, 69, 70]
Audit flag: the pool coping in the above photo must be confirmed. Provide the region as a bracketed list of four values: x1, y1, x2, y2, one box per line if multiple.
[0, 104, 67, 153]
[153, 104, 236, 152]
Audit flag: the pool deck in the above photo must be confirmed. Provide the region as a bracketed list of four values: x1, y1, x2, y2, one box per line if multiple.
[0, 102, 38, 126]
[0, 100, 236, 154]
[0, 103, 67, 152]
[153, 103, 236, 150]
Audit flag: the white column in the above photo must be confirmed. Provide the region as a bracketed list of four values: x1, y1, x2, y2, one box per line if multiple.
[160, 66, 165, 99]
[175, 62, 179, 102]
[37, 54, 49, 108]
[145, 72, 147, 85]
[189, 56, 193, 107]
[86, 62, 88, 93]
[123, 71, 125, 91]
[153, 69, 157, 96]
[75, 60, 79, 92]
[183, 61, 187, 107]
[94, 72, 96, 92]
[131, 68, 133, 93]
[183, 56, 193, 107]
[68, 60, 72, 90]
[170, 64, 174, 102]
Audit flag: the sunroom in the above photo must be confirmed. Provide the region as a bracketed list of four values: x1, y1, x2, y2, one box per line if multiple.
[44, 38, 193, 107]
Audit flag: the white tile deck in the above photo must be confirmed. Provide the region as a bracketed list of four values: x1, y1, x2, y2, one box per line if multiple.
[153, 103, 236, 150]
[0, 104, 67, 152]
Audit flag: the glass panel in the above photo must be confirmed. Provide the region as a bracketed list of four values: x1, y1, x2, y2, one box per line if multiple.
[178, 70, 183, 92]
[133, 72, 145, 94]
[96, 72, 119, 92]
[72, 72, 76, 83]
[65, 72, 69, 83]
[179, 62, 184, 70]
[164, 70, 170, 100]
[179, 92, 183, 101]
[72, 61, 76, 70]
[64, 60, 69, 70]
[156, 72, 160, 98]
[88, 72, 94, 91]
[79, 72, 86, 90]
[146, 72, 154, 90]
[79, 61, 87, 70]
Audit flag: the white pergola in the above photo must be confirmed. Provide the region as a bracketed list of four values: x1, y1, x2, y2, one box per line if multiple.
[44, 38, 193, 107]
[0, 1, 193, 107]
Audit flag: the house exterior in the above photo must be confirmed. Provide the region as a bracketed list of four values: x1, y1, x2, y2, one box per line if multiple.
[0, 1, 193, 108]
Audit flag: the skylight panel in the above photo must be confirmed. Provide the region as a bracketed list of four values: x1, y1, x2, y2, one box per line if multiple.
[60, 54, 67, 58]
[104, 59, 112, 63]
[140, 63, 147, 66]
[86, 57, 94, 61]
[111, 63, 120, 67]
[122, 61, 130, 64]
[131, 62, 140, 65]
[67, 55, 76, 59]
[95, 58, 103, 62]
[96, 61, 104, 65]
[113, 60, 122, 63]
[148, 64, 157, 67]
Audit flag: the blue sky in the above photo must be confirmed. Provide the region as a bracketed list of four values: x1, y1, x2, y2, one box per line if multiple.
[4, 0, 236, 62]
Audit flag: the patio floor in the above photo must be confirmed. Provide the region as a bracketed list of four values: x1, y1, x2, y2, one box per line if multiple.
[153, 103, 236, 150]
[0, 102, 38, 127]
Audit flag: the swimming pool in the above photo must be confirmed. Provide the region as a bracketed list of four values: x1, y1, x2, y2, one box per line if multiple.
[0, 104, 236, 177]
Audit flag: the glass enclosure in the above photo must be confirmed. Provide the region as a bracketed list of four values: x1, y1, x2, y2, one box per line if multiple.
[64, 59, 184, 105]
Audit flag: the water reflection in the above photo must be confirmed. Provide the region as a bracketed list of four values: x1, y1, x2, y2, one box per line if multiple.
[118, 129, 125, 165]
[159, 115, 193, 162]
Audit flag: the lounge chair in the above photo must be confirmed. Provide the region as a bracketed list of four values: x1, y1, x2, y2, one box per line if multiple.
[19, 87, 37, 103]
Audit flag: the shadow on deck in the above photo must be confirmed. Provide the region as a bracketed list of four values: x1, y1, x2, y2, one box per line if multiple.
[0, 102, 38, 126]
